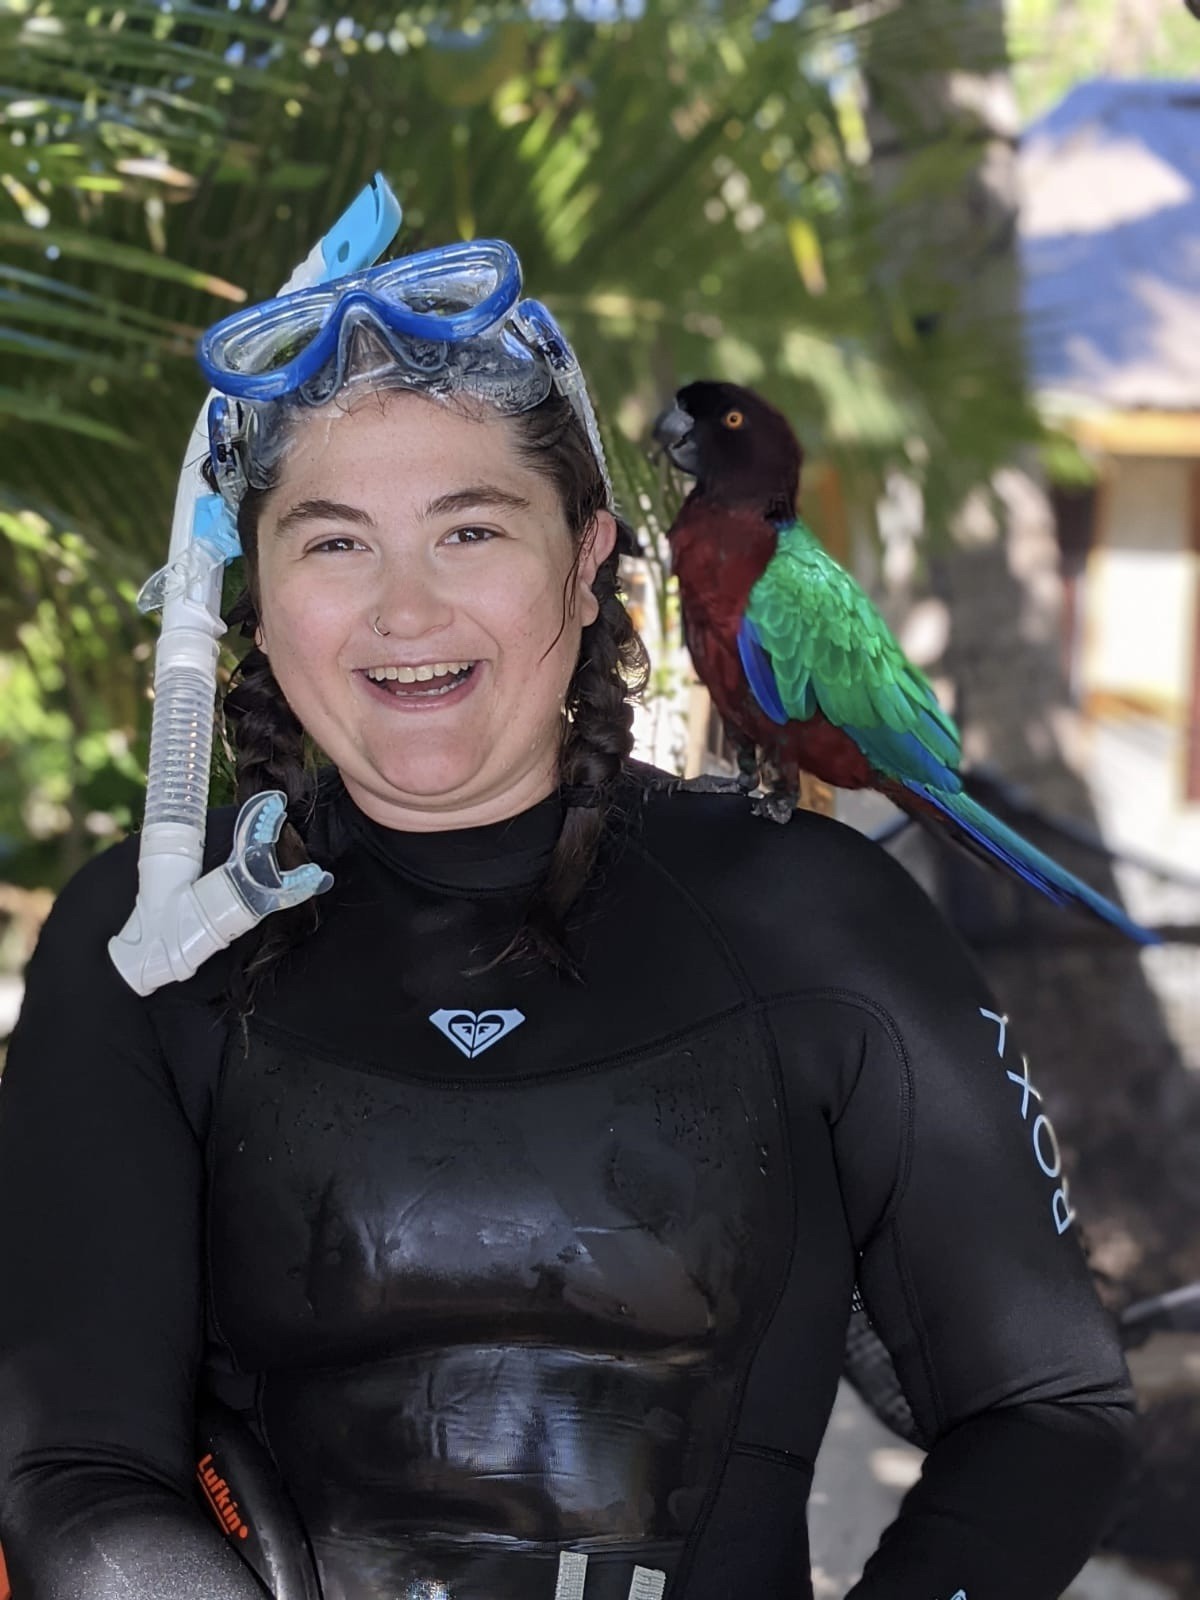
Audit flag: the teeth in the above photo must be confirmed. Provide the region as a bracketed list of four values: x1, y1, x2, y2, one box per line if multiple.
[365, 661, 471, 683]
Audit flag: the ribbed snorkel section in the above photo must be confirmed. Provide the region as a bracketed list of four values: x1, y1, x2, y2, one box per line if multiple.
[144, 663, 218, 829]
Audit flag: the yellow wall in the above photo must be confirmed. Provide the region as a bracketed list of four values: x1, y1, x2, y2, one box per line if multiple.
[1085, 456, 1195, 718]
[1081, 453, 1200, 894]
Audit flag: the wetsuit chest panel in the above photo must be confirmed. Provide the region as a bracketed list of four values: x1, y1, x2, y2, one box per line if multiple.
[248, 850, 752, 1078]
[206, 1014, 790, 1556]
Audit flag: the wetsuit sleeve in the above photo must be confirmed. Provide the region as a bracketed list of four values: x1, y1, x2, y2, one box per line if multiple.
[0, 844, 267, 1599]
[825, 840, 1136, 1600]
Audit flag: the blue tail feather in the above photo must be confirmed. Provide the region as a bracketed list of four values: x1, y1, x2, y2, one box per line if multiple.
[908, 784, 1159, 946]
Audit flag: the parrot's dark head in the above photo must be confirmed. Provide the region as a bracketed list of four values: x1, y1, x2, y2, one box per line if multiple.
[653, 381, 803, 523]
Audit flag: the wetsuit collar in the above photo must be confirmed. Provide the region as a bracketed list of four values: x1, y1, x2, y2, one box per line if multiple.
[332, 778, 565, 893]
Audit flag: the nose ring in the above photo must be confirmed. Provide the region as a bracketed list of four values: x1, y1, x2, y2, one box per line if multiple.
[372, 616, 390, 638]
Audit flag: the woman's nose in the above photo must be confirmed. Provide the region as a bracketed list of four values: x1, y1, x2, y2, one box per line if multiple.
[370, 559, 454, 639]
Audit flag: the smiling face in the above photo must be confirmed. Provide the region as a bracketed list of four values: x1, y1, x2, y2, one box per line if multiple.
[251, 389, 616, 830]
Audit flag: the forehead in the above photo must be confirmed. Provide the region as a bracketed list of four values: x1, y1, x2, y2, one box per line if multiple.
[273, 389, 544, 503]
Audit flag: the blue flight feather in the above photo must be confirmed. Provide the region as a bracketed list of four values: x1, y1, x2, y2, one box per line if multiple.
[737, 617, 790, 725]
[845, 722, 962, 795]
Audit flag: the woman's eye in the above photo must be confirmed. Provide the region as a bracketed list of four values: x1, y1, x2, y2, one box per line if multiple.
[443, 526, 496, 546]
[310, 535, 363, 554]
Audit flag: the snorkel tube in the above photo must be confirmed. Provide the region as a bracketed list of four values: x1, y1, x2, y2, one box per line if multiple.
[108, 175, 402, 996]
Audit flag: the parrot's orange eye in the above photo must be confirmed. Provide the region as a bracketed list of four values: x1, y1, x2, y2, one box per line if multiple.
[723, 409, 745, 429]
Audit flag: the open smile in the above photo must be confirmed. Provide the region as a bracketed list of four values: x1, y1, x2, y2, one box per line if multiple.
[355, 660, 481, 709]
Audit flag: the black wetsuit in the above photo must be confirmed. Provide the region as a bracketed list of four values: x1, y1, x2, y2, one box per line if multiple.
[0, 769, 1135, 1600]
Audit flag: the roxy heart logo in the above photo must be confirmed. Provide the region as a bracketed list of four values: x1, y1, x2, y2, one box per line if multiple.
[429, 1008, 526, 1060]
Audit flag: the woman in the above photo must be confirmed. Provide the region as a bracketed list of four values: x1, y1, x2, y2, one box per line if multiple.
[0, 233, 1134, 1600]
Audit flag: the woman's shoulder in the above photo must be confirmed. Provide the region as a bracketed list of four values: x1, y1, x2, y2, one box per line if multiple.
[624, 764, 908, 902]
[620, 766, 960, 988]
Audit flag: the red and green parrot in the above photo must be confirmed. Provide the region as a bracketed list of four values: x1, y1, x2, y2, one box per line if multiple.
[652, 379, 1155, 945]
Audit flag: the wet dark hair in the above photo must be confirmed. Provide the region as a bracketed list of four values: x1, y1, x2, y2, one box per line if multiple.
[208, 385, 649, 1017]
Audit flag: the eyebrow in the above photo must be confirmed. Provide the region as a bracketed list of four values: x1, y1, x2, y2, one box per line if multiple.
[272, 484, 532, 538]
[423, 485, 531, 518]
[273, 498, 375, 538]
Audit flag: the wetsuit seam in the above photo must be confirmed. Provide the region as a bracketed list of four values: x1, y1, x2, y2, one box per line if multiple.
[673, 1448, 737, 1593]
[202, 1027, 252, 1387]
[885, 1214, 945, 1436]
[245, 1002, 756, 1089]
[626, 841, 760, 1005]
[251, 1374, 296, 1509]
[203, 1035, 304, 1504]
[829, 1003, 944, 1434]
[828, 1008, 941, 1427]
[757, 986, 943, 1434]
[142, 1008, 208, 1153]
[758, 988, 914, 1216]
[357, 864, 541, 899]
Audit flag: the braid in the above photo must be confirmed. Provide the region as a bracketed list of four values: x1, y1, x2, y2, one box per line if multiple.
[495, 527, 649, 979]
[220, 585, 323, 1025]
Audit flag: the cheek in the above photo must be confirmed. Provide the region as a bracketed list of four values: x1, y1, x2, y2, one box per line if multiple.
[475, 563, 582, 731]
[260, 556, 344, 631]
[257, 572, 352, 682]
[478, 557, 574, 657]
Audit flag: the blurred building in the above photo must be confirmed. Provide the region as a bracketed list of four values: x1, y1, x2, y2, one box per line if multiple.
[1019, 80, 1200, 915]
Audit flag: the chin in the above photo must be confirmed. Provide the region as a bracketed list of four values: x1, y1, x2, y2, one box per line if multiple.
[330, 707, 559, 814]
[368, 753, 488, 804]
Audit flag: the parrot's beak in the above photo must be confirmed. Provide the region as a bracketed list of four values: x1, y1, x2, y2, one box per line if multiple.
[652, 404, 699, 475]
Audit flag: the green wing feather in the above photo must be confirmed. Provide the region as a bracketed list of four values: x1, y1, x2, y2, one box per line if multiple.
[744, 520, 962, 781]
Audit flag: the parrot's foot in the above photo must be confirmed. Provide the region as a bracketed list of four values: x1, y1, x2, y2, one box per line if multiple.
[751, 756, 798, 824]
[736, 758, 759, 795]
[733, 740, 760, 795]
[673, 774, 743, 796]
[751, 789, 797, 825]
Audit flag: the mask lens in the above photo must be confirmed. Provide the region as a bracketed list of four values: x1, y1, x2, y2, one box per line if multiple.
[210, 292, 337, 377]
[365, 252, 512, 335]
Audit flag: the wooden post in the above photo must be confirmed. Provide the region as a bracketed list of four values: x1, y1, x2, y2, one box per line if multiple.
[684, 683, 712, 778]
[797, 772, 836, 816]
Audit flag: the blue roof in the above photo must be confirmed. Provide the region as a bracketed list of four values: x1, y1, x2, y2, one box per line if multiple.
[1019, 80, 1200, 411]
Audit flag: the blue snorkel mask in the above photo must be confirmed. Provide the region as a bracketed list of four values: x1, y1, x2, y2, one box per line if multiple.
[109, 174, 612, 1000]
[198, 238, 612, 511]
